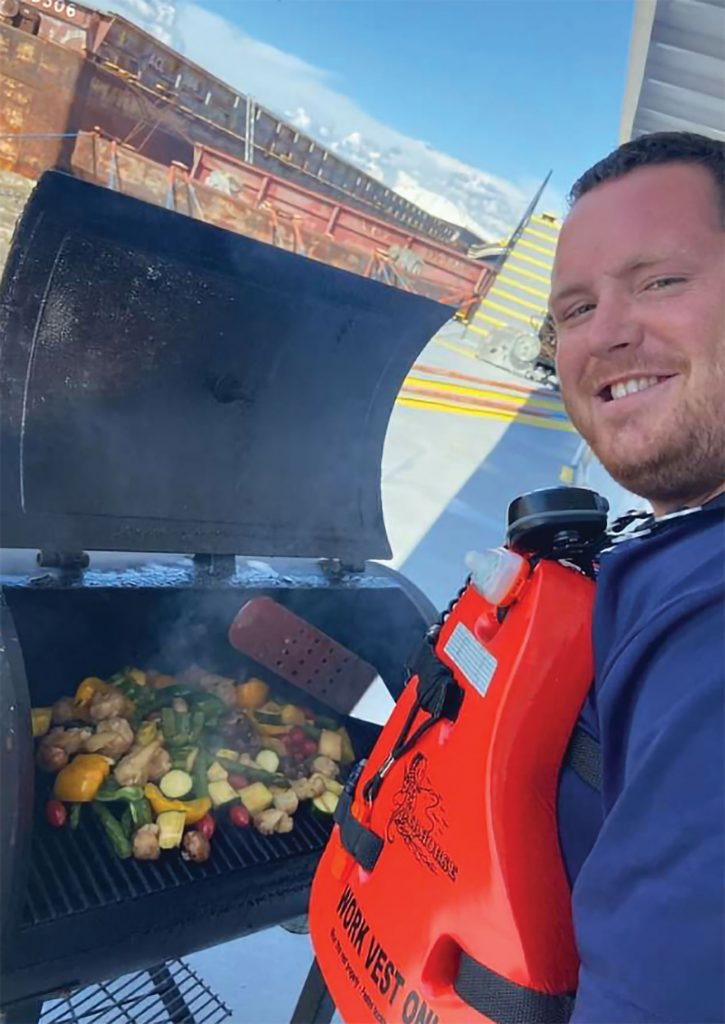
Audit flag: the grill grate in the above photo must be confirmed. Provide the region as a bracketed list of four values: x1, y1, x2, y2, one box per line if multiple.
[38, 958, 230, 1024]
[23, 798, 332, 927]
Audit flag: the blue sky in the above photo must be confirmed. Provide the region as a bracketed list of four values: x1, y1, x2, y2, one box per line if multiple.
[201, 0, 634, 202]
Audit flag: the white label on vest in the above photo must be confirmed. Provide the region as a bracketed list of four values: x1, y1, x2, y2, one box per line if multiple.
[443, 622, 497, 697]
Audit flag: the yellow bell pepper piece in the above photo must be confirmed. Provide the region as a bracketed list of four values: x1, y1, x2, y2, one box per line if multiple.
[280, 704, 306, 726]
[53, 754, 111, 802]
[236, 678, 269, 710]
[144, 784, 212, 825]
[75, 676, 113, 706]
[127, 667, 147, 686]
[31, 707, 52, 738]
[248, 713, 290, 737]
[135, 721, 158, 747]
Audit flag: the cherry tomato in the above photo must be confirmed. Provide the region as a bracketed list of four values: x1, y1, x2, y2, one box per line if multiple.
[45, 800, 67, 828]
[229, 804, 250, 828]
[195, 814, 216, 840]
[288, 726, 306, 747]
[302, 738, 318, 757]
[228, 773, 249, 790]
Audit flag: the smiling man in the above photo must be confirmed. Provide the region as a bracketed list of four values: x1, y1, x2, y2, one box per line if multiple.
[550, 132, 725, 1023]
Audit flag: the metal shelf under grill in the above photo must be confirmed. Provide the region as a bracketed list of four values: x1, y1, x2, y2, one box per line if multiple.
[39, 958, 230, 1024]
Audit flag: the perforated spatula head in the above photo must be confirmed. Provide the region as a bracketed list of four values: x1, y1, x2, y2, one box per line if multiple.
[228, 597, 379, 716]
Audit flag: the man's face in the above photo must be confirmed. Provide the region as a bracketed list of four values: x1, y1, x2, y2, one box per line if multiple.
[551, 162, 725, 512]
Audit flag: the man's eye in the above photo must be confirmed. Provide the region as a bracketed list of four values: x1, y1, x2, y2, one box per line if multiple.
[645, 276, 686, 291]
[563, 303, 595, 321]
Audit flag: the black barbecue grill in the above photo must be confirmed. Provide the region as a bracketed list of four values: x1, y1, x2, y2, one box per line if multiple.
[0, 171, 451, 1018]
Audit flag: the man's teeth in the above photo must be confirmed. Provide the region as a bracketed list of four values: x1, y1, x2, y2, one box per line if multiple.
[609, 376, 663, 401]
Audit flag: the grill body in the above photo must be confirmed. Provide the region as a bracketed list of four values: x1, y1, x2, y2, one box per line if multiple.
[0, 169, 448, 1011]
[0, 555, 435, 1007]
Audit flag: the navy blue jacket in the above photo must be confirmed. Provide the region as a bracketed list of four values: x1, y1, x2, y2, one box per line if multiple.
[558, 496, 725, 1023]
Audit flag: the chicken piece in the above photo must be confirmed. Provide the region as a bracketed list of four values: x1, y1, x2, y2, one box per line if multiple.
[311, 755, 339, 779]
[308, 773, 329, 797]
[273, 788, 299, 815]
[275, 812, 294, 834]
[83, 717, 134, 759]
[88, 689, 127, 722]
[290, 775, 327, 801]
[114, 739, 165, 787]
[146, 745, 172, 783]
[36, 743, 69, 773]
[254, 808, 294, 835]
[37, 723, 107, 772]
[197, 671, 237, 708]
[41, 726, 93, 756]
[51, 696, 87, 725]
[182, 830, 211, 863]
[133, 824, 161, 861]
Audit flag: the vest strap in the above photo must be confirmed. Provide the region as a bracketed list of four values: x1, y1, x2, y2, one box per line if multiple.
[564, 725, 602, 792]
[362, 638, 463, 804]
[334, 787, 383, 872]
[454, 952, 575, 1024]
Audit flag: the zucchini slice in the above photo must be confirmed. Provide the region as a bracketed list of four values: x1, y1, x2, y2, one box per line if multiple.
[159, 770, 193, 799]
[255, 749, 280, 774]
[255, 702, 283, 726]
[311, 791, 339, 819]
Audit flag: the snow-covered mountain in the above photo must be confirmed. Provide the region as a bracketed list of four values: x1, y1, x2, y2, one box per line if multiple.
[107, 0, 532, 241]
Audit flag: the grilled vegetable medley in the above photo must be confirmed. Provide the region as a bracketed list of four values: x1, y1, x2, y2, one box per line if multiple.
[33, 665, 354, 863]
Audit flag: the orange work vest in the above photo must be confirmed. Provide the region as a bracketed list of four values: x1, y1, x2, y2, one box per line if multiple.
[310, 547, 596, 1024]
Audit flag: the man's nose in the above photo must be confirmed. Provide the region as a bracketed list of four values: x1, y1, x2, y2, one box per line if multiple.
[585, 293, 644, 357]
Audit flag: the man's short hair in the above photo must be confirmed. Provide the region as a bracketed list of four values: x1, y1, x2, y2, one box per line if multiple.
[569, 131, 725, 223]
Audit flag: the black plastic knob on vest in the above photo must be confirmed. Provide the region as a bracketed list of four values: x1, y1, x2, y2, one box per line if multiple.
[506, 487, 609, 557]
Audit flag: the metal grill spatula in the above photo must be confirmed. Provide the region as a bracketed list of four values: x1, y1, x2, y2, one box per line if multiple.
[228, 596, 387, 719]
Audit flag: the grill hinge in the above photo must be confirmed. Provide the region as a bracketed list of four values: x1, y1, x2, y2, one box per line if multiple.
[193, 553, 237, 577]
[37, 550, 90, 571]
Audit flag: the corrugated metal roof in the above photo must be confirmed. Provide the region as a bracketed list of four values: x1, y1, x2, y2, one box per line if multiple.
[620, 0, 725, 142]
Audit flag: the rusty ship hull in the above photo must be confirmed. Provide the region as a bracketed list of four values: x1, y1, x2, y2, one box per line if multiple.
[64, 131, 490, 306]
[0, 0, 484, 251]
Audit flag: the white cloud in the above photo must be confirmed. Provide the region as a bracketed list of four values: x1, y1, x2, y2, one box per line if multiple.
[286, 107, 312, 132]
[106, 0, 530, 239]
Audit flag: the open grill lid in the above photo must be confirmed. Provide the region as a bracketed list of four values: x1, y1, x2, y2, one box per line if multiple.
[0, 172, 451, 562]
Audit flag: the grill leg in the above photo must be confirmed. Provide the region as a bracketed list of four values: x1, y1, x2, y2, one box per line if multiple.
[290, 958, 335, 1024]
[148, 963, 195, 1023]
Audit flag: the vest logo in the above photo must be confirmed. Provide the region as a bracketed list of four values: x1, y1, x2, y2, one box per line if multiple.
[386, 753, 459, 882]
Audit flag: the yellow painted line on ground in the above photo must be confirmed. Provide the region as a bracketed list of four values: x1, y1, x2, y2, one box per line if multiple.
[396, 395, 574, 431]
[494, 275, 550, 300]
[465, 323, 490, 337]
[507, 250, 553, 272]
[405, 374, 567, 412]
[435, 337, 479, 359]
[479, 299, 534, 325]
[489, 286, 547, 313]
[517, 237, 556, 258]
[472, 310, 508, 328]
